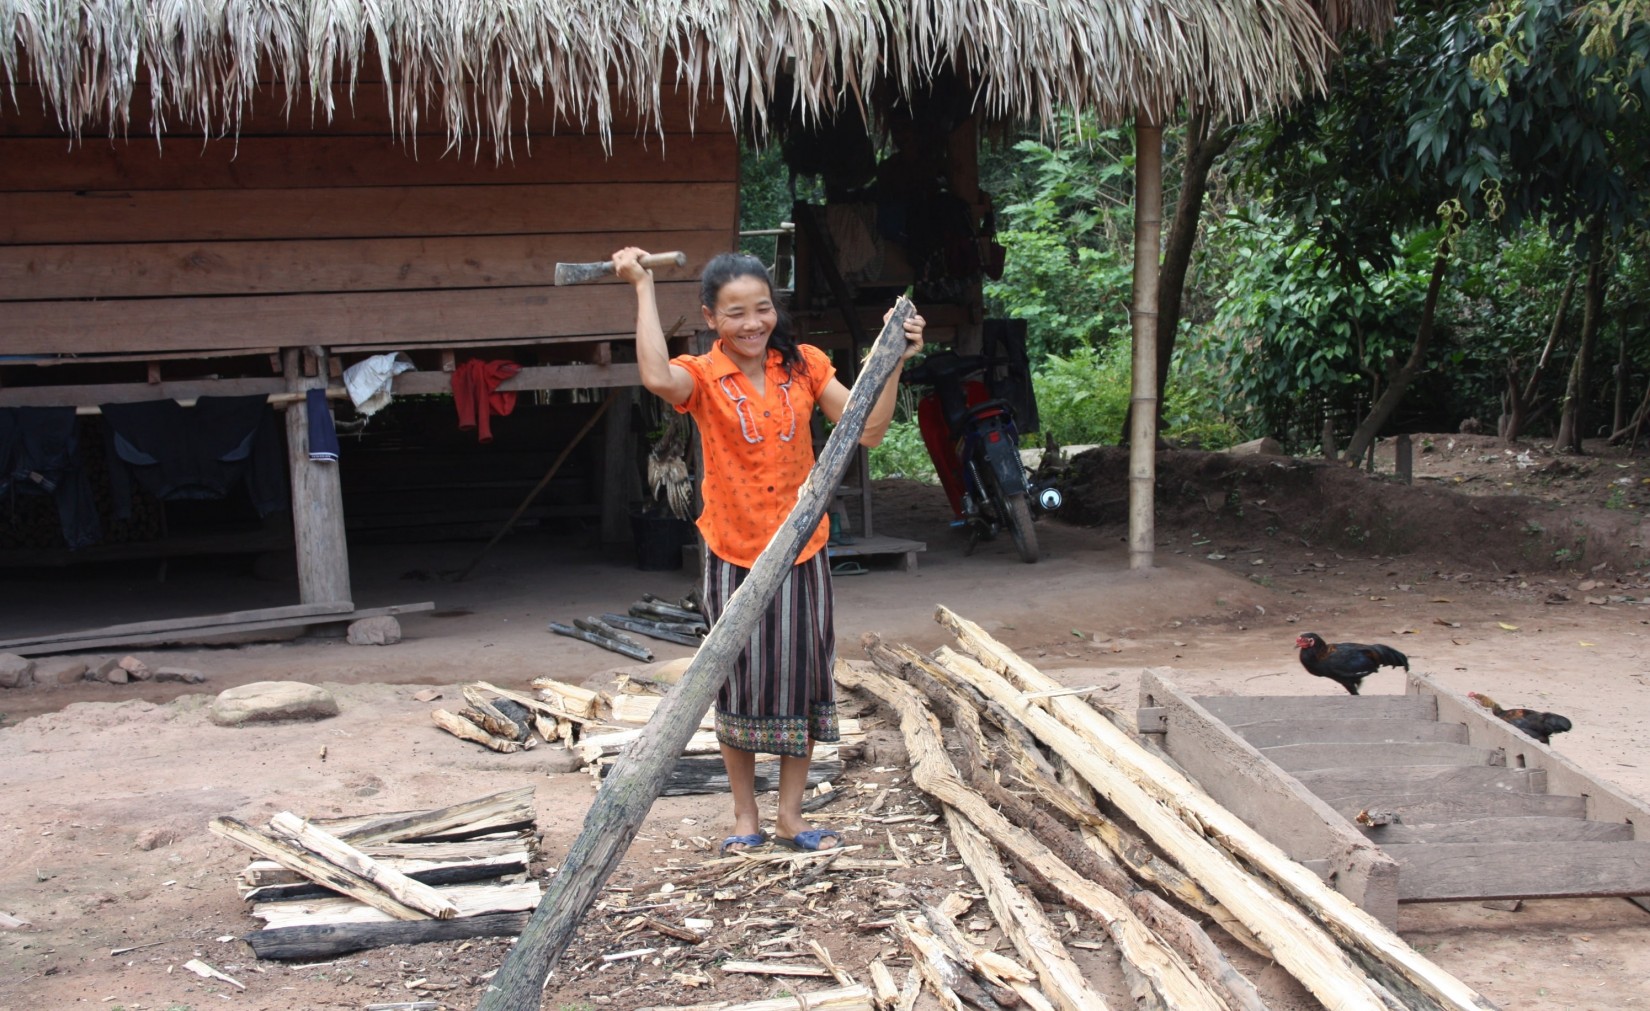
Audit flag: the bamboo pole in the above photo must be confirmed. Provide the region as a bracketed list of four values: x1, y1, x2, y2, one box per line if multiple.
[936, 606, 1499, 1011]
[838, 661, 1224, 1011]
[473, 300, 917, 1011]
[1129, 120, 1164, 571]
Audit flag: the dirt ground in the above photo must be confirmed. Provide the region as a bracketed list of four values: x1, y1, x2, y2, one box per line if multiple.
[3, 433, 1649, 1011]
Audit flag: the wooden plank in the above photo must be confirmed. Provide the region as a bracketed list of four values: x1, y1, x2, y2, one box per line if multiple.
[0, 132, 736, 191]
[2, 280, 702, 355]
[1259, 741, 1500, 773]
[1229, 718, 1467, 748]
[0, 229, 722, 300]
[251, 881, 540, 929]
[10, 601, 433, 655]
[0, 182, 736, 244]
[1139, 672, 1400, 927]
[1410, 672, 1650, 830]
[245, 910, 530, 960]
[0, 601, 351, 651]
[0, 377, 289, 409]
[1363, 818, 1633, 845]
[1193, 695, 1437, 723]
[393, 364, 641, 395]
[0, 83, 727, 138]
[284, 348, 352, 607]
[1293, 765, 1545, 799]
[1323, 792, 1587, 823]
[339, 787, 537, 846]
[1386, 842, 1650, 902]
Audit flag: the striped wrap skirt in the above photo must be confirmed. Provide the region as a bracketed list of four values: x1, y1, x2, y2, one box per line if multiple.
[702, 547, 839, 758]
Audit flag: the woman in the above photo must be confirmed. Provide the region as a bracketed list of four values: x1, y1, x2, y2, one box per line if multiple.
[613, 247, 924, 853]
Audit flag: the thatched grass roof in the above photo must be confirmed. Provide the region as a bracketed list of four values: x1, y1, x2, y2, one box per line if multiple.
[1, 0, 1394, 151]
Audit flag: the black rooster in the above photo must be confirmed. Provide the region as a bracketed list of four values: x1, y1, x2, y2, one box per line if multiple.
[1295, 632, 1409, 695]
[1467, 692, 1573, 744]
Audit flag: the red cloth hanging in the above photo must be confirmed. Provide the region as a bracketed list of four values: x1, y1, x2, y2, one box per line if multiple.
[452, 359, 523, 443]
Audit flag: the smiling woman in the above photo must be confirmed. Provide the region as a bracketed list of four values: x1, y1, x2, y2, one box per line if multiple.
[612, 245, 925, 856]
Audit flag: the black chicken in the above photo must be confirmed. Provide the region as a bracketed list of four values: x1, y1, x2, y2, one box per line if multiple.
[1467, 692, 1573, 744]
[1295, 632, 1409, 695]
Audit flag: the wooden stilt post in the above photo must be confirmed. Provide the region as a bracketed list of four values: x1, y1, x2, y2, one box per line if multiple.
[1129, 119, 1163, 571]
[474, 300, 917, 1011]
[282, 347, 351, 607]
[601, 387, 639, 545]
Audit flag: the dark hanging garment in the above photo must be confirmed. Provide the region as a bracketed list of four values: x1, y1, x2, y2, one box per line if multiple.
[101, 396, 288, 518]
[306, 388, 340, 463]
[0, 406, 102, 550]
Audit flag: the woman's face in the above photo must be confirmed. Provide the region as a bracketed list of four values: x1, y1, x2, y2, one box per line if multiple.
[703, 274, 778, 365]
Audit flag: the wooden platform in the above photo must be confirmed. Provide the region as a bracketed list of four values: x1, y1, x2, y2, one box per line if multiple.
[1138, 670, 1650, 927]
[826, 535, 926, 572]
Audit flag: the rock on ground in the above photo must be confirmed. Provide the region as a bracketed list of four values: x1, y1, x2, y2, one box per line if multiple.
[117, 655, 154, 680]
[155, 667, 207, 684]
[35, 658, 88, 685]
[210, 681, 339, 726]
[347, 615, 402, 646]
[0, 653, 34, 689]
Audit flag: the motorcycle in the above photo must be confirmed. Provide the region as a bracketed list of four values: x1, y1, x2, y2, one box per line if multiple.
[900, 349, 1062, 562]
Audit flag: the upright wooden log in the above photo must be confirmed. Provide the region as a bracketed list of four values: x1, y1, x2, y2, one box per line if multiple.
[474, 300, 916, 1011]
[936, 607, 1500, 1011]
[282, 347, 352, 606]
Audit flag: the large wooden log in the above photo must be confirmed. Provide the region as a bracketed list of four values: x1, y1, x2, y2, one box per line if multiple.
[837, 661, 1224, 1011]
[936, 607, 1500, 1011]
[473, 299, 917, 1011]
[245, 911, 530, 960]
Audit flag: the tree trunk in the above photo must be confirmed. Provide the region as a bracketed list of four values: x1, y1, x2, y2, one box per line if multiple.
[473, 302, 917, 1011]
[1502, 269, 1576, 444]
[1556, 228, 1609, 454]
[1340, 251, 1448, 464]
[1128, 119, 1164, 571]
[1612, 300, 1630, 436]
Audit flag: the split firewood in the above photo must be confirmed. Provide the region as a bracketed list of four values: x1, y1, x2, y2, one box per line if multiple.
[182, 958, 245, 989]
[643, 915, 706, 944]
[721, 961, 834, 977]
[460, 703, 529, 743]
[869, 960, 902, 1009]
[839, 660, 1225, 1011]
[892, 914, 968, 1011]
[210, 817, 428, 921]
[602, 612, 705, 647]
[632, 984, 873, 1011]
[635, 594, 705, 624]
[935, 607, 1494, 1011]
[550, 621, 654, 661]
[895, 967, 923, 1011]
[486, 680, 604, 724]
[431, 708, 530, 753]
[807, 938, 855, 987]
[268, 812, 460, 919]
[463, 687, 531, 741]
[335, 786, 536, 845]
[922, 901, 1036, 999]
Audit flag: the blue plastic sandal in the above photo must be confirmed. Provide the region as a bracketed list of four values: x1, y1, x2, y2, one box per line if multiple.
[775, 828, 841, 852]
[720, 832, 768, 854]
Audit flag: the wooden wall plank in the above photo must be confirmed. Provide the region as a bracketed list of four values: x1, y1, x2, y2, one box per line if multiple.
[1364, 818, 1633, 845]
[0, 132, 734, 191]
[0, 229, 724, 300]
[1, 281, 702, 355]
[1386, 841, 1650, 902]
[1194, 695, 1437, 724]
[1291, 765, 1544, 799]
[0, 182, 737, 245]
[0, 83, 731, 138]
[1322, 792, 1587, 823]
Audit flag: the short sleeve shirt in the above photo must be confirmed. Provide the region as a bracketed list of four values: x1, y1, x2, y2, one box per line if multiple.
[672, 341, 837, 568]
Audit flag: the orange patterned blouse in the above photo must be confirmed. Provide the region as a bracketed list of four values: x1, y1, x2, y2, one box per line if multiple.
[672, 340, 836, 569]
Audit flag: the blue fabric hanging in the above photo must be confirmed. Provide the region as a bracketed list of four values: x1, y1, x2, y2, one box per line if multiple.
[307, 388, 340, 463]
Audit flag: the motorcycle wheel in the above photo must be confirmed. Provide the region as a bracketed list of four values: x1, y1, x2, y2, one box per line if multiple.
[1002, 491, 1039, 563]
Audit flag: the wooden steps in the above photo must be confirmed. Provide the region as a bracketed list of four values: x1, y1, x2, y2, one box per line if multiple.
[1140, 670, 1650, 922]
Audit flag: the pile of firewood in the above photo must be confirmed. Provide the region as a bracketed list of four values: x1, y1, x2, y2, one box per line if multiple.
[836, 605, 1498, 1011]
[212, 788, 542, 960]
[427, 673, 864, 796]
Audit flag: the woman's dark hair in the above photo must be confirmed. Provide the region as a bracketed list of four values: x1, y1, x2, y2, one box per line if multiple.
[700, 252, 805, 379]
